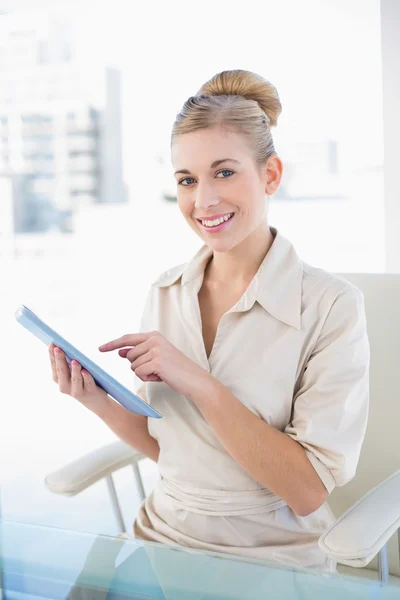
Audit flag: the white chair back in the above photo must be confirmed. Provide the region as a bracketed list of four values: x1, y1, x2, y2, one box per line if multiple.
[332, 273, 400, 576]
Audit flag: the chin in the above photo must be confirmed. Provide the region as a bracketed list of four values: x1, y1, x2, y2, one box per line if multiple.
[190, 218, 245, 252]
[202, 237, 240, 253]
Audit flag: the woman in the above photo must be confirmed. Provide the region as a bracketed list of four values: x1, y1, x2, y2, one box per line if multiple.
[49, 69, 369, 572]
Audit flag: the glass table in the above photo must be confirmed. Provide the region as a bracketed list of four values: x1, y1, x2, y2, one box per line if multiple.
[1, 519, 398, 600]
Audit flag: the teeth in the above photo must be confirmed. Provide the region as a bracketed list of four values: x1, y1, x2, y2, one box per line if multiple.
[201, 213, 233, 227]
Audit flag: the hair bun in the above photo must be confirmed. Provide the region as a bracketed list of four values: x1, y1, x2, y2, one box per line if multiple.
[198, 69, 282, 127]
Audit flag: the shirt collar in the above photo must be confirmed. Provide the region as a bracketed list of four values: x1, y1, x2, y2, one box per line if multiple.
[154, 228, 303, 329]
[252, 228, 303, 329]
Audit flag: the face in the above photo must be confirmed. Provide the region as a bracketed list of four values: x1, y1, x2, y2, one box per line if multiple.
[172, 126, 282, 253]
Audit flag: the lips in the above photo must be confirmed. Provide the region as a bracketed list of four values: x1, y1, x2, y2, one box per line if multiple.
[196, 212, 235, 232]
[195, 213, 234, 221]
[196, 213, 234, 226]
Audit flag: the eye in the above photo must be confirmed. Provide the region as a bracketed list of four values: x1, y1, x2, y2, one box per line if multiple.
[216, 169, 234, 179]
[178, 177, 196, 186]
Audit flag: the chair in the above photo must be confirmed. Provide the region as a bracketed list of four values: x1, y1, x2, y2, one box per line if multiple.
[44, 273, 400, 583]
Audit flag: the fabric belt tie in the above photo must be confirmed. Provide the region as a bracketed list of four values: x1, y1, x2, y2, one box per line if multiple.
[157, 477, 287, 516]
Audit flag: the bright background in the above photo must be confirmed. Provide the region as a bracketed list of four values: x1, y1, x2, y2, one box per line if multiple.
[0, 0, 389, 536]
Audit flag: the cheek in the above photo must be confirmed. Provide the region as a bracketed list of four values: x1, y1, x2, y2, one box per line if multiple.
[238, 196, 265, 221]
[233, 177, 256, 203]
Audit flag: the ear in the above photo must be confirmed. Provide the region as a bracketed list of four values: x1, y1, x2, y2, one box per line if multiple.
[264, 155, 283, 196]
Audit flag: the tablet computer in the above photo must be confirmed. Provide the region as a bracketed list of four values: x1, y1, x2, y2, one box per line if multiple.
[15, 305, 162, 419]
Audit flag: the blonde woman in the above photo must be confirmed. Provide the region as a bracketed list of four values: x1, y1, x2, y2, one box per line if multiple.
[49, 70, 369, 572]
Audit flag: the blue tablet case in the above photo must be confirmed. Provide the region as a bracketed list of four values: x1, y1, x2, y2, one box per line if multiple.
[15, 305, 162, 419]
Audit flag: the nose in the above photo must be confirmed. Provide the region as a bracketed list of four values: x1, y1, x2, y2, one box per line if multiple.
[193, 180, 220, 213]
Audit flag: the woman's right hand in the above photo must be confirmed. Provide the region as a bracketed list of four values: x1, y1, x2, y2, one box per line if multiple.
[48, 344, 110, 417]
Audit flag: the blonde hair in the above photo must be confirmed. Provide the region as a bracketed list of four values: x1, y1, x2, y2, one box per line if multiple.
[171, 69, 282, 164]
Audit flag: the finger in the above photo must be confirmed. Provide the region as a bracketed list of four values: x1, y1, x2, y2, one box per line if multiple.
[135, 361, 162, 382]
[81, 369, 96, 392]
[129, 345, 158, 371]
[98, 333, 150, 352]
[70, 361, 84, 398]
[125, 339, 153, 363]
[48, 344, 58, 382]
[118, 348, 131, 358]
[135, 372, 162, 382]
[54, 348, 71, 392]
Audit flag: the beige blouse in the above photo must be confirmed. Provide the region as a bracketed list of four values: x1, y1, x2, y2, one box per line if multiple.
[132, 227, 370, 571]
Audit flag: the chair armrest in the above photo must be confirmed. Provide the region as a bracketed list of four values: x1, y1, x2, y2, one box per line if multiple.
[319, 469, 400, 567]
[44, 441, 146, 496]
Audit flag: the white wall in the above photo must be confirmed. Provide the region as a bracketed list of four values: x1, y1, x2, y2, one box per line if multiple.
[381, 0, 400, 272]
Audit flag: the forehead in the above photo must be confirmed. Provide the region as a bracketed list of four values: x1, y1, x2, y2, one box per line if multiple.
[171, 126, 252, 168]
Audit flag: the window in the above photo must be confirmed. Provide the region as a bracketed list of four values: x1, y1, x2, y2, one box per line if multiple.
[1, 0, 393, 536]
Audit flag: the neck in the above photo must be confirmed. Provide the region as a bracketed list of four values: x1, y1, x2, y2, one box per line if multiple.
[205, 220, 274, 287]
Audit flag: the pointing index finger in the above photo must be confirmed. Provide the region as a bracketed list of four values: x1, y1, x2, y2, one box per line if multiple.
[98, 333, 148, 352]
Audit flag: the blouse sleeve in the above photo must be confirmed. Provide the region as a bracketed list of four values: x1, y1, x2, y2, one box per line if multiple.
[284, 287, 370, 493]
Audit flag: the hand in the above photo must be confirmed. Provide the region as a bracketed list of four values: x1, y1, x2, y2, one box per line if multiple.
[49, 344, 109, 415]
[98, 331, 209, 397]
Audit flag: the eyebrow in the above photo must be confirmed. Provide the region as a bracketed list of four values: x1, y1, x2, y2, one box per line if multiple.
[174, 158, 240, 176]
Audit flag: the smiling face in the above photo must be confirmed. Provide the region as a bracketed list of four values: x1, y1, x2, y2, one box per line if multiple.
[172, 126, 282, 253]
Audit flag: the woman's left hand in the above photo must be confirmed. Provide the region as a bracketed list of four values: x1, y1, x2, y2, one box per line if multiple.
[98, 331, 210, 397]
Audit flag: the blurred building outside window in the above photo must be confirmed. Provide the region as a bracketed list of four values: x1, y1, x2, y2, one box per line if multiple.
[1, 0, 396, 536]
